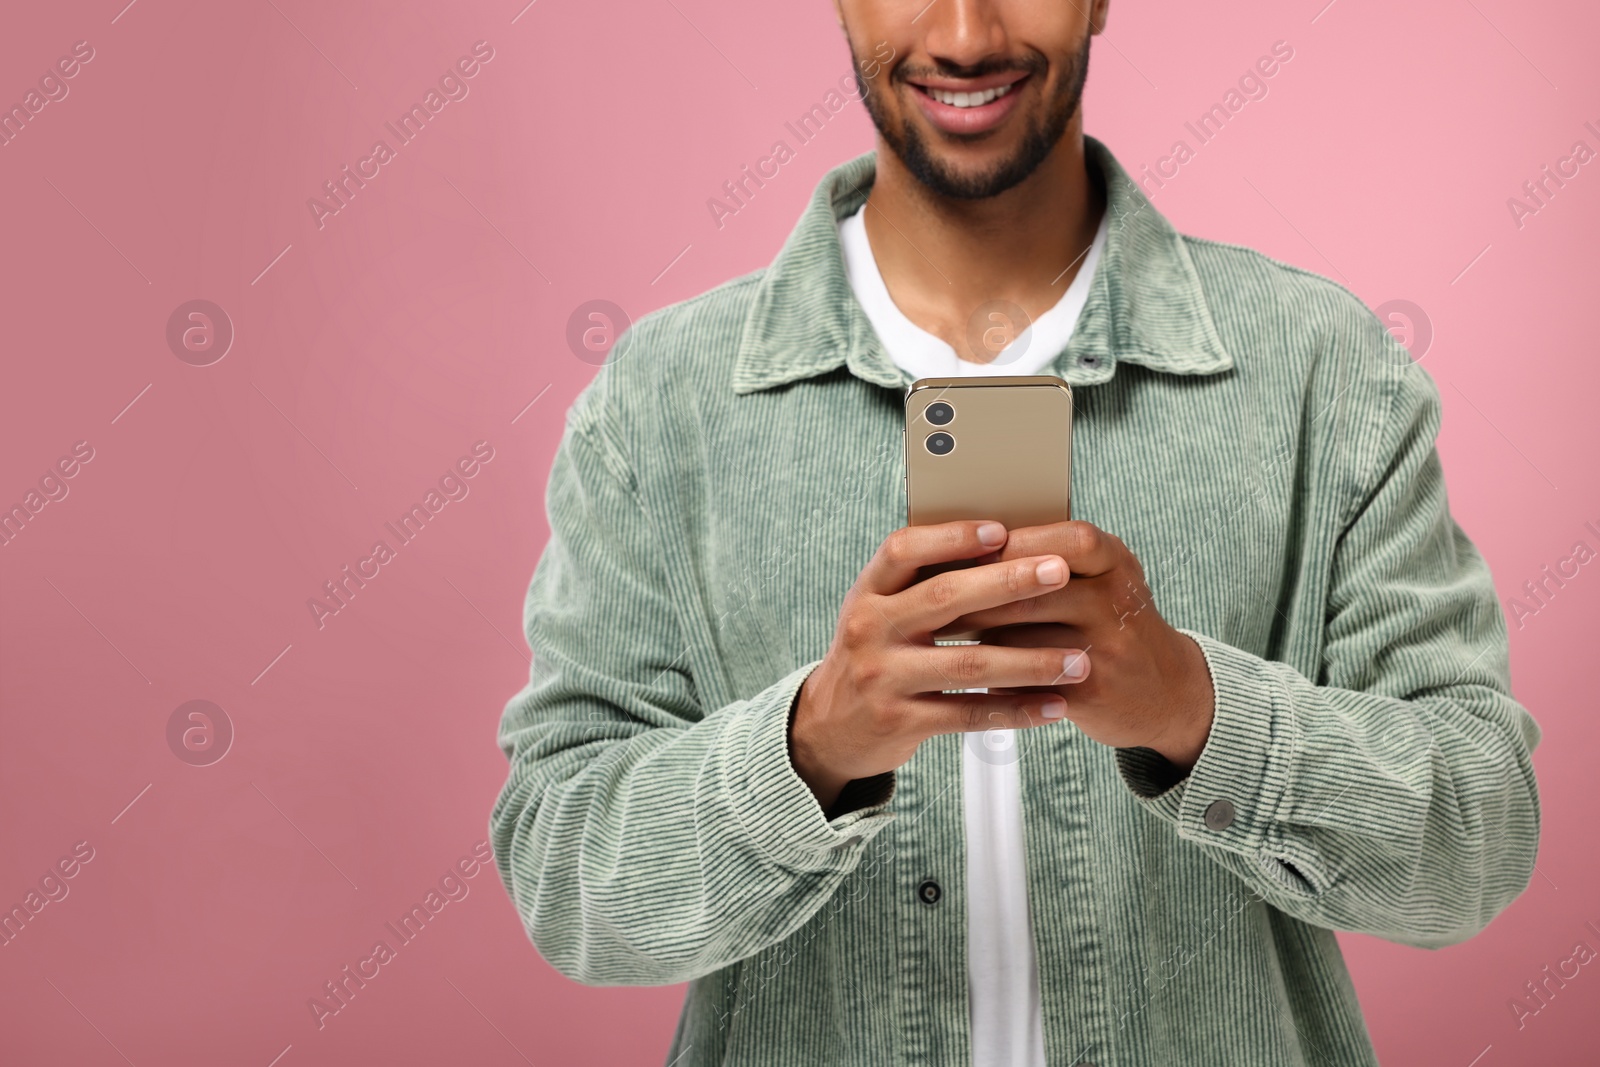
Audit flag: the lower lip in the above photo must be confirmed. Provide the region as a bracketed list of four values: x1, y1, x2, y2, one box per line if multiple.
[910, 78, 1026, 136]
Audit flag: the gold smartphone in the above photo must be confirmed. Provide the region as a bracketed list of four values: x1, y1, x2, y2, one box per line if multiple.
[905, 376, 1073, 642]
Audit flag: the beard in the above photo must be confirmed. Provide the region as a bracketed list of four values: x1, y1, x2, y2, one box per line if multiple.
[856, 35, 1091, 201]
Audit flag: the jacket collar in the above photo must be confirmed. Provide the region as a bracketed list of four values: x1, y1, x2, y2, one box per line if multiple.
[732, 135, 1234, 395]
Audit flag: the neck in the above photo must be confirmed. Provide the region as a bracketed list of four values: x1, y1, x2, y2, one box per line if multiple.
[860, 125, 1104, 360]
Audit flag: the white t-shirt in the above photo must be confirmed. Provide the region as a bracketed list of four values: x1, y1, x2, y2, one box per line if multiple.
[838, 203, 1107, 1067]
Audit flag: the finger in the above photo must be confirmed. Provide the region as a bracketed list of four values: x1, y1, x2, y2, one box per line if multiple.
[984, 650, 1095, 698]
[893, 554, 1069, 632]
[1000, 521, 1125, 577]
[991, 646, 1092, 688]
[916, 689, 1074, 738]
[900, 643, 1089, 694]
[862, 521, 1010, 595]
[958, 623, 1091, 649]
[938, 580, 1106, 634]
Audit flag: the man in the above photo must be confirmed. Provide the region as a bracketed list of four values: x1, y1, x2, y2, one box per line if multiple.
[490, 1, 1542, 1063]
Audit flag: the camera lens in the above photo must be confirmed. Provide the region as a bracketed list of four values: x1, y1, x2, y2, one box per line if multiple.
[925, 401, 954, 426]
[925, 432, 955, 456]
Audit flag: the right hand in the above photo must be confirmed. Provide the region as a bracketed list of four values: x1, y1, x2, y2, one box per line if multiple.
[790, 520, 1091, 811]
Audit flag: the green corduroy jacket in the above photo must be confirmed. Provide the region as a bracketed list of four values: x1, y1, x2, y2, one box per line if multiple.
[490, 136, 1542, 1067]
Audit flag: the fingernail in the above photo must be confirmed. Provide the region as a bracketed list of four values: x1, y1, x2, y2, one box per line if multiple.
[1035, 558, 1065, 584]
[977, 522, 1007, 546]
[1061, 651, 1089, 681]
[1041, 696, 1067, 719]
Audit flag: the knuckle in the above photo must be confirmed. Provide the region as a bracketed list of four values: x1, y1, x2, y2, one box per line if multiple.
[838, 608, 877, 650]
[924, 572, 959, 609]
[950, 647, 986, 684]
[1003, 593, 1041, 621]
[1069, 522, 1101, 557]
[1005, 560, 1033, 594]
[955, 697, 987, 732]
[854, 654, 886, 688]
[880, 530, 911, 568]
[872, 700, 908, 736]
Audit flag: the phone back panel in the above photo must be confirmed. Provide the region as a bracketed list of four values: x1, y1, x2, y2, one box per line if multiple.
[904, 376, 1073, 529]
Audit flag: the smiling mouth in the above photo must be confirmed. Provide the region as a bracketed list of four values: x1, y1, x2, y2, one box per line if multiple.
[905, 73, 1030, 135]
[917, 83, 1017, 108]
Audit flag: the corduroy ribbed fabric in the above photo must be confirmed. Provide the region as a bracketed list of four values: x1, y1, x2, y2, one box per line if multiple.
[489, 136, 1542, 1067]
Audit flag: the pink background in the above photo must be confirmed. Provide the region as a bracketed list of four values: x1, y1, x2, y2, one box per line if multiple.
[1, 0, 1596, 1064]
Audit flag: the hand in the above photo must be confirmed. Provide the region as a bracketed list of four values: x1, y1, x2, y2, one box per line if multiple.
[940, 521, 1216, 772]
[791, 521, 1089, 811]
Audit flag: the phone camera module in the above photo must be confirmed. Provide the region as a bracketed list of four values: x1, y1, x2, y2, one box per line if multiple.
[925, 432, 955, 456]
[925, 401, 954, 426]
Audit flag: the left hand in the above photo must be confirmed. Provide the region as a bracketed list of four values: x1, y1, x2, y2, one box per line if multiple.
[940, 520, 1217, 771]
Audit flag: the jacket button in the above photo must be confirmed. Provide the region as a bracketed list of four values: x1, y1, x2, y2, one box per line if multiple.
[1203, 798, 1236, 831]
[917, 879, 942, 905]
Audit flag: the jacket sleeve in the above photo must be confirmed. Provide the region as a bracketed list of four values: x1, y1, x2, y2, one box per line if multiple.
[1115, 361, 1542, 949]
[489, 401, 895, 986]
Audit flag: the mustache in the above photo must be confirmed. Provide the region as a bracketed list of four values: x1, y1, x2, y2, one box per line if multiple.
[892, 54, 1046, 85]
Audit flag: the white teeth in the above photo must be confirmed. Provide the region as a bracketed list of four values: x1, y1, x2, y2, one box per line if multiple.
[927, 84, 1010, 108]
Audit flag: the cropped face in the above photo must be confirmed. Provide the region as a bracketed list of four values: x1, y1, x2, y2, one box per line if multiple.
[838, 0, 1106, 199]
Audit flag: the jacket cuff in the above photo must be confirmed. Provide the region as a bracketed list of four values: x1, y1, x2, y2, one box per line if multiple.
[726, 660, 897, 873]
[826, 772, 896, 819]
[1115, 631, 1294, 862]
